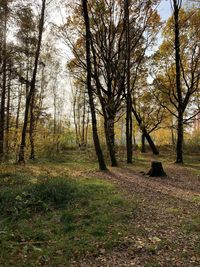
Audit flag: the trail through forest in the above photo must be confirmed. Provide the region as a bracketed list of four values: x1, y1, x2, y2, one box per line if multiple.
[73, 164, 200, 266]
[97, 167, 200, 203]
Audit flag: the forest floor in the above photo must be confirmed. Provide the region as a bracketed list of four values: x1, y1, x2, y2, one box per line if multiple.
[0, 150, 200, 266]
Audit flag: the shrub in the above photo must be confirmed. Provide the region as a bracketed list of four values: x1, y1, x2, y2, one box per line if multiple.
[0, 178, 77, 220]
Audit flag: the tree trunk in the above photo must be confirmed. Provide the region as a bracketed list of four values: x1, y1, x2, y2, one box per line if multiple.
[0, 2, 7, 159]
[124, 0, 132, 164]
[73, 87, 80, 146]
[14, 79, 23, 150]
[53, 90, 57, 143]
[176, 110, 183, 163]
[131, 106, 159, 155]
[29, 93, 35, 160]
[85, 106, 90, 146]
[78, 90, 81, 144]
[81, 89, 86, 147]
[133, 129, 136, 146]
[104, 115, 117, 167]
[143, 128, 159, 155]
[82, 0, 107, 170]
[33, 64, 45, 143]
[18, 0, 46, 163]
[173, 0, 183, 163]
[148, 161, 166, 177]
[5, 64, 11, 155]
[141, 132, 146, 153]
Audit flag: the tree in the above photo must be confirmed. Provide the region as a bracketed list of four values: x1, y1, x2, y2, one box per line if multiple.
[81, 0, 107, 170]
[18, 0, 46, 163]
[0, 0, 9, 159]
[136, 85, 165, 153]
[60, 0, 161, 162]
[173, 0, 183, 163]
[89, 0, 161, 163]
[124, 0, 133, 163]
[71, 80, 90, 148]
[153, 3, 200, 163]
[15, 3, 40, 160]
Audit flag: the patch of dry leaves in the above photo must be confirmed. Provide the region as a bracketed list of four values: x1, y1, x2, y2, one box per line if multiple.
[72, 163, 200, 267]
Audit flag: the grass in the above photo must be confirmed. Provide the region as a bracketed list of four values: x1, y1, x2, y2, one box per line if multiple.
[119, 150, 200, 181]
[184, 215, 200, 255]
[192, 195, 200, 203]
[0, 155, 137, 266]
[1, 149, 200, 266]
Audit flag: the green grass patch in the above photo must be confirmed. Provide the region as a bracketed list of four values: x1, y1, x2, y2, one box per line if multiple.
[184, 215, 200, 255]
[33, 149, 99, 170]
[0, 173, 137, 266]
[165, 207, 180, 214]
[184, 215, 200, 233]
[192, 195, 200, 203]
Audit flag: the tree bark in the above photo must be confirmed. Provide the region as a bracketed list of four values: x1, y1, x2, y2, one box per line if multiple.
[5, 63, 11, 155]
[176, 110, 183, 163]
[29, 92, 35, 159]
[18, 0, 46, 163]
[124, 0, 132, 164]
[131, 106, 159, 155]
[104, 115, 117, 167]
[0, 1, 8, 159]
[173, 0, 183, 163]
[148, 161, 166, 177]
[53, 88, 57, 142]
[82, 0, 107, 170]
[14, 77, 23, 150]
[81, 89, 86, 147]
[143, 128, 159, 155]
[85, 105, 90, 146]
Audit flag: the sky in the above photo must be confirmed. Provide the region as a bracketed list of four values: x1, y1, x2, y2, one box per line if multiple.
[157, 0, 194, 22]
[158, 0, 172, 21]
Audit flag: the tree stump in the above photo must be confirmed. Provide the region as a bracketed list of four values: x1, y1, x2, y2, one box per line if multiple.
[147, 161, 166, 177]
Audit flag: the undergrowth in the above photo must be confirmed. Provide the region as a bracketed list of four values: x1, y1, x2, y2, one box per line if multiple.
[0, 168, 137, 266]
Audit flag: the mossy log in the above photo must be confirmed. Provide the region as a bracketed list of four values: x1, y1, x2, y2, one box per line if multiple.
[147, 161, 166, 177]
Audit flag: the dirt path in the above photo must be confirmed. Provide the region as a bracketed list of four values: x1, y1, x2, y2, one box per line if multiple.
[72, 166, 200, 267]
[100, 167, 200, 204]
